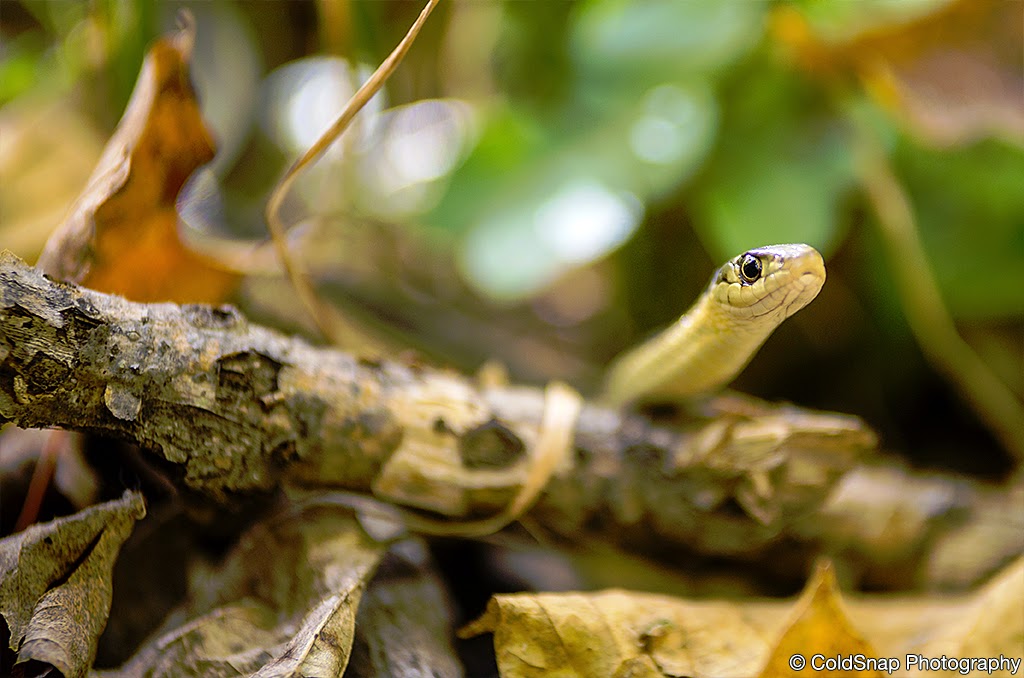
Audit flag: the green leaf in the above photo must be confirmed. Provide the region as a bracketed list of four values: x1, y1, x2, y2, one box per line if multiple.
[691, 66, 856, 260]
[895, 138, 1024, 319]
[571, 0, 765, 86]
[429, 83, 717, 300]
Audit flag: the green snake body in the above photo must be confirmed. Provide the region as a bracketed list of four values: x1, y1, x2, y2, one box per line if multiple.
[601, 244, 826, 406]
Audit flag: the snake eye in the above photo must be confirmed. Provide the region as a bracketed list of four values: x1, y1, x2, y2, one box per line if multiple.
[738, 253, 762, 284]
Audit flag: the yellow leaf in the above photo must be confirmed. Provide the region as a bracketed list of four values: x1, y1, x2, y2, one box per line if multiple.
[461, 589, 779, 678]
[462, 557, 1024, 678]
[759, 561, 888, 678]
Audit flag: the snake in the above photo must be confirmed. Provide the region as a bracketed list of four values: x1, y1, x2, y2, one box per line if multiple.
[601, 244, 826, 406]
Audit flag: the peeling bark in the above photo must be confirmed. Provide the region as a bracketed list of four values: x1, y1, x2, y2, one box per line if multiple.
[1, 252, 877, 555]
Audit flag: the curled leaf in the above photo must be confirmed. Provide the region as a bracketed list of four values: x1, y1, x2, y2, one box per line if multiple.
[36, 12, 239, 303]
[0, 491, 146, 678]
[106, 505, 385, 677]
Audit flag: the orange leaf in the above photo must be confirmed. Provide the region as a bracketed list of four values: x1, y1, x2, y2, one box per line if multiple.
[771, 0, 1024, 147]
[36, 12, 239, 303]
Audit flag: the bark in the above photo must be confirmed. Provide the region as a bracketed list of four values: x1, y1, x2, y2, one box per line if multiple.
[1, 252, 876, 556]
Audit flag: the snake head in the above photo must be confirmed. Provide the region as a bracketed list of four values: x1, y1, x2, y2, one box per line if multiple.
[712, 244, 826, 322]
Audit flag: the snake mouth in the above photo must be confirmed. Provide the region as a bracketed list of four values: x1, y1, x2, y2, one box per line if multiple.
[799, 271, 822, 284]
[786, 269, 826, 313]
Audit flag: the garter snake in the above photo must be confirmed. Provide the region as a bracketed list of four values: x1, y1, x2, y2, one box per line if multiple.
[602, 244, 826, 406]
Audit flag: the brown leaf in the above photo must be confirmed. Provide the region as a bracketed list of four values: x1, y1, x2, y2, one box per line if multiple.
[104, 505, 385, 677]
[36, 12, 239, 303]
[0, 491, 146, 678]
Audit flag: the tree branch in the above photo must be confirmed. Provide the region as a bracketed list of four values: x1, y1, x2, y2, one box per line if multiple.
[1, 252, 876, 556]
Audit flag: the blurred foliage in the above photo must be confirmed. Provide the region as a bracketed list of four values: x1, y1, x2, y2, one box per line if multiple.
[896, 139, 1024, 318]
[2, 0, 1022, 476]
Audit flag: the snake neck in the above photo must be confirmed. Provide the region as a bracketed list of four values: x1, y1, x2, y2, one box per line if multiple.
[600, 293, 772, 406]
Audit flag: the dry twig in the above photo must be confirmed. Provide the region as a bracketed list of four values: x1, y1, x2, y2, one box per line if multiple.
[1, 251, 875, 559]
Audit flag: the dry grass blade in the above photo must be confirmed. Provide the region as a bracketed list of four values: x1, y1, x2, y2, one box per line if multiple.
[264, 0, 442, 348]
[402, 381, 583, 538]
[849, 108, 1024, 464]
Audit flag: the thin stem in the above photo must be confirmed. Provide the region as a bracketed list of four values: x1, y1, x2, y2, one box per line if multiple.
[849, 110, 1024, 464]
[264, 0, 442, 348]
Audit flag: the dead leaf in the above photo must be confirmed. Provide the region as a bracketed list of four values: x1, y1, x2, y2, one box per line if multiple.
[35, 11, 239, 303]
[771, 0, 1024, 147]
[347, 539, 463, 678]
[460, 589, 780, 678]
[910, 556, 1024, 674]
[102, 505, 385, 677]
[462, 557, 1024, 678]
[0, 490, 146, 678]
[925, 479, 1024, 589]
[841, 558, 1024, 677]
[759, 562, 886, 678]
